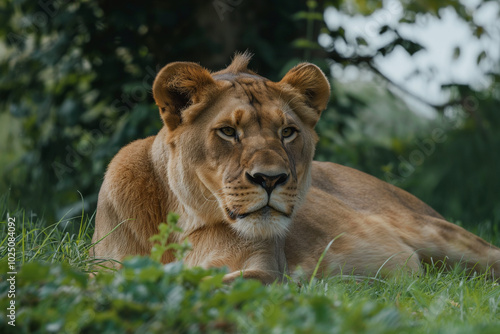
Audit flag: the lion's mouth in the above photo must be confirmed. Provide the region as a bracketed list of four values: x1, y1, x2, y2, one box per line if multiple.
[227, 205, 290, 220]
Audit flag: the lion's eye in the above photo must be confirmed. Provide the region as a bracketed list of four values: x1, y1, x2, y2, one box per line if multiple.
[219, 127, 237, 138]
[281, 127, 297, 139]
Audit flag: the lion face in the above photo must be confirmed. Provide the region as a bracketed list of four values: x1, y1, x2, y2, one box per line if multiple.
[182, 88, 317, 239]
[153, 53, 330, 239]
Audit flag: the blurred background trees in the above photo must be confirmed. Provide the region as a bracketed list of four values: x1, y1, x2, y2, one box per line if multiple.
[1, 0, 499, 227]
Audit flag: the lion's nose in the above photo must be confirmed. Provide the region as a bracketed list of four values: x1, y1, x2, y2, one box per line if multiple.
[246, 172, 289, 195]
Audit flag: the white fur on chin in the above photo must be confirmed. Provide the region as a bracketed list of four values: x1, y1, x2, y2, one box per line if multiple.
[231, 214, 291, 239]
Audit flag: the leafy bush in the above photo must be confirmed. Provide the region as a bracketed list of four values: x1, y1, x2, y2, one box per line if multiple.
[1, 0, 499, 228]
[2, 256, 500, 333]
[1, 207, 500, 333]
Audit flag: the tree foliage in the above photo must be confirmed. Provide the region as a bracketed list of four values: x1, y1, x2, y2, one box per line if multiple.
[0, 0, 305, 219]
[1, 0, 499, 225]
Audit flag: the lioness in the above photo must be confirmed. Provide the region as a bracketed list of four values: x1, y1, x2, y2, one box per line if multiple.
[91, 53, 500, 283]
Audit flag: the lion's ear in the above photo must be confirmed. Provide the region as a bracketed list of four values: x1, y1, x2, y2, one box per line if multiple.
[153, 62, 215, 130]
[279, 63, 330, 124]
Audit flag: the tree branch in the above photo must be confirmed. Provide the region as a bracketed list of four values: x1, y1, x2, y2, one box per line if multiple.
[365, 61, 462, 111]
[327, 49, 463, 111]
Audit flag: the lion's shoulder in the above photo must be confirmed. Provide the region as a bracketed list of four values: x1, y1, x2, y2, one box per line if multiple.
[104, 136, 157, 195]
[99, 135, 177, 230]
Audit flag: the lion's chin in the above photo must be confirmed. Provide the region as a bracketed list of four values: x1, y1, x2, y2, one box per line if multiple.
[230, 207, 291, 239]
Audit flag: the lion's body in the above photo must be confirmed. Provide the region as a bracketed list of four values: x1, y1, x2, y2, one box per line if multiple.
[91, 53, 500, 282]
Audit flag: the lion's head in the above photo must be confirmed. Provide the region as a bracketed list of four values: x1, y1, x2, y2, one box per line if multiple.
[152, 53, 330, 239]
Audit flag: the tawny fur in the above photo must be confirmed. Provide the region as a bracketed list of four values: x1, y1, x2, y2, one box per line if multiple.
[91, 53, 500, 282]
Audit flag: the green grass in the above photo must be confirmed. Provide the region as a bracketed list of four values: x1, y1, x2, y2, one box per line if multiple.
[0, 199, 95, 273]
[1, 199, 500, 333]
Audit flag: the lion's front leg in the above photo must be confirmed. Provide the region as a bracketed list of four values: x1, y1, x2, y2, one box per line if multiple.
[222, 268, 285, 284]
[185, 225, 289, 284]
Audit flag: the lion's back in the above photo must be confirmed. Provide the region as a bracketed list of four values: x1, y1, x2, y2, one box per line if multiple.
[309, 161, 442, 218]
[285, 161, 444, 276]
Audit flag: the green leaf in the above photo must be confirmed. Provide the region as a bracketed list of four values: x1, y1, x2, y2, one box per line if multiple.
[477, 51, 487, 65]
[356, 36, 368, 46]
[352, 0, 383, 15]
[292, 11, 324, 21]
[474, 26, 485, 38]
[379, 25, 391, 35]
[292, 38, 321, 50]
[167, 212, 180, 225]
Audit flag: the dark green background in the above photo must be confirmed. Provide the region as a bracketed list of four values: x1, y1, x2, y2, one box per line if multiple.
[1, 0, 499, 227]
